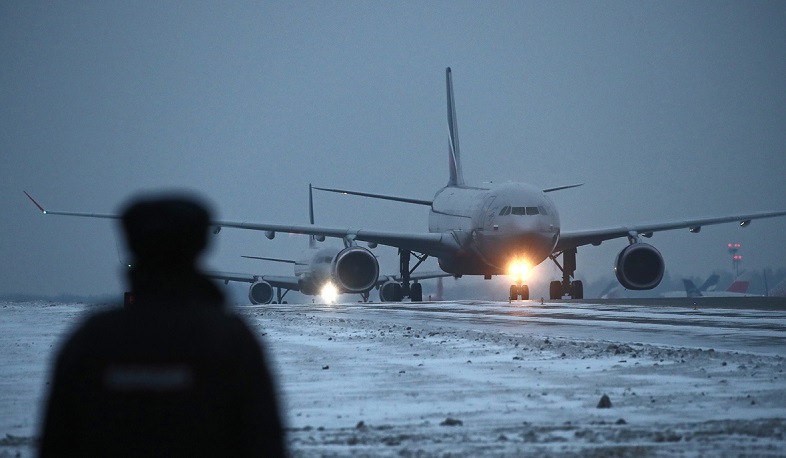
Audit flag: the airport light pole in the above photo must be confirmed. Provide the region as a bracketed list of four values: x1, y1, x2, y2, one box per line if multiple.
[727, 243, 741, 279]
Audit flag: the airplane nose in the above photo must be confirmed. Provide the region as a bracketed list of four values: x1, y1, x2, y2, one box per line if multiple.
[507, 217, 538, 235]
[498, 218, 554, 256]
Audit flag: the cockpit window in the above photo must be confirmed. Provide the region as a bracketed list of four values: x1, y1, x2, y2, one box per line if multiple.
[509, 206, 543, 216]
[538, 205, 548, 215]
[498, 206, 509, 216]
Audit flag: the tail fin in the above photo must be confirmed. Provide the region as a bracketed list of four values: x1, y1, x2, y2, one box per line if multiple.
[308, 184, 316, 249]
[683, 279, 703, 297]
[446, 67, 465, 187]
[699, 274, 720, 292]
[768, 277, 786, 297]
[726, 280, 749, 293]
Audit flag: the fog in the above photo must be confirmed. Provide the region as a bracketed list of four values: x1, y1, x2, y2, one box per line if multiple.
[2, 1, 785, 299]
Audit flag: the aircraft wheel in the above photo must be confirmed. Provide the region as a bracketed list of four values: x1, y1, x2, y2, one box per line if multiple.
[392, 283, 404, 302]
[571, 281, 584, 299]
[410, 283, 423, 302]
[509, 285, 519, 301]
[549, 281, 562, 300]
[520, 285, 530, 300]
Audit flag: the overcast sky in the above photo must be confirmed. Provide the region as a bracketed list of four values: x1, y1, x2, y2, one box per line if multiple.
[2, 1, 785, 299]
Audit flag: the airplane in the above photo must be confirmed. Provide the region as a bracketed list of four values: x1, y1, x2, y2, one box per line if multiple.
[598, 280, 624, 299]
[682, 279, 759, 297]
[721, 279, 751, 294]
[657, 274, 720, 298]
[682, 274, 723, 297]
[24, 68, 786, 302]
[213, 254, 448, 304]
[767, 276, 786, 297]
[206, 185, 449, 304]
[683, 277, 755, 297]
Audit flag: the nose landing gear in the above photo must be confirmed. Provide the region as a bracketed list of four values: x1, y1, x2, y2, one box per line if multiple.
[509, 280, 530, 301]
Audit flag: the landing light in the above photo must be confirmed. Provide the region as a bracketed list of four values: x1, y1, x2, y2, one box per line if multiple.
[508, 259, 529, 280]
[320, 282, 338, 304]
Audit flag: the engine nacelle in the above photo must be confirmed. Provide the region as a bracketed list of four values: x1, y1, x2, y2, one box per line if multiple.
[248, 280, 274, 304]
[332, 246, 379, 293]
[614, 243, 665, 290]
[379, 280, 403, 302]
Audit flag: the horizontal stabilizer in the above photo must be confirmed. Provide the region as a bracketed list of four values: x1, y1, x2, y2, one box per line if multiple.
[543, 183, 583, 193]
[313, 186, 432, 206]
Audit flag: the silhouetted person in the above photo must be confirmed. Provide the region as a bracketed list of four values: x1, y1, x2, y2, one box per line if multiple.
[39, 193, 286, 457]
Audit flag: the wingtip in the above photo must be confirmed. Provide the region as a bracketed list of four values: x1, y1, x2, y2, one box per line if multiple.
[23, 191, 47, 214]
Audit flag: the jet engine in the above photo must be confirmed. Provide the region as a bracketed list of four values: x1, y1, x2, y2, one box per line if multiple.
[331, 246, 379, 293]
[248, 280, 274, 304]
[614, 243, 665, 290]
[379, 280, 403, 302]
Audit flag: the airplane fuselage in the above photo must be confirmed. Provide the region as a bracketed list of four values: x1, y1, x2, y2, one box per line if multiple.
[428, 182, 560, 275]
[293, 247, 337, 295]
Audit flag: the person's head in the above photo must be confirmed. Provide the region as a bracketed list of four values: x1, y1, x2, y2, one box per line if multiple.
[120, 192, 213, 271]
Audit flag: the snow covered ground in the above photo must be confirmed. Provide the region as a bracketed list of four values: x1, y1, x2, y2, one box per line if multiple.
[2, 299, 785, 457]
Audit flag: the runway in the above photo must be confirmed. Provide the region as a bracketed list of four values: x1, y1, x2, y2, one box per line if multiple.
[2, 298, 785, 457]
[263, 297, 786, 354]
[250, 297, 785, 456]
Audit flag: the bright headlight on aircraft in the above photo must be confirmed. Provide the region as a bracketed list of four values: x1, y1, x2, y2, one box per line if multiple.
[320, 282, 338, 304]
[508, 259, 529, 280]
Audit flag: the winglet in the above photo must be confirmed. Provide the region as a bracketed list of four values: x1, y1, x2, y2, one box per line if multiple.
[23, 191, 47, 214]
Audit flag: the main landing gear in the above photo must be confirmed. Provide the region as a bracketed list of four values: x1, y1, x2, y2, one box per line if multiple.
[548, 247, 583, 300]
[386, 248, 427, 302]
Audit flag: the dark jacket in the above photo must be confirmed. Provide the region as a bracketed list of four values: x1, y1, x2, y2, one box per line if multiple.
[39, 272, 286, 457]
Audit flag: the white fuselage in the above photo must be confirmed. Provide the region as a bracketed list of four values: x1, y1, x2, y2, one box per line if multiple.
[428, 182, 560, 275]
[293, 246, 337, 295]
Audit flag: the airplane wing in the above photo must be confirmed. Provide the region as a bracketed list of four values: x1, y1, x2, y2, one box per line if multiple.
[25, 191, 461, 258]
[241, 255, 296, 264]
[216, 220, 461, 258]
[25, 191, 120, 220]
[555, 210, 786, 252]
[206, 271, 300, 291]
[26, 191, 786, 261]
[208, 269, 449, 293]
